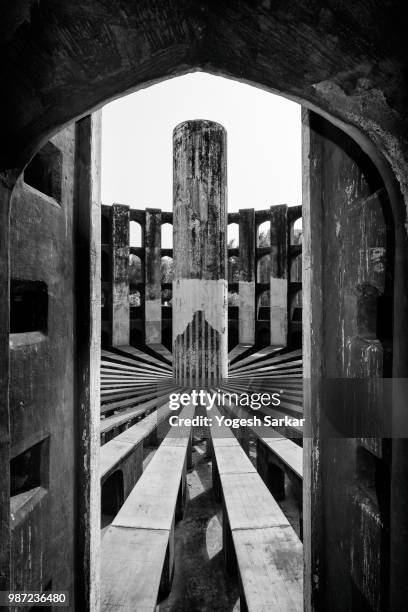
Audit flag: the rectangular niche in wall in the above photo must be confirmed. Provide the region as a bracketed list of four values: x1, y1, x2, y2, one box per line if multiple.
[10, 437, 50, 498]
[23, 141, 62, 203]
[10, 279, 48, 334]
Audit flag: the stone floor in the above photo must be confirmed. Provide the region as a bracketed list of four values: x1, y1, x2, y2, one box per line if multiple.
[101, 433, 302, 611]
[159, 438, 240, 612]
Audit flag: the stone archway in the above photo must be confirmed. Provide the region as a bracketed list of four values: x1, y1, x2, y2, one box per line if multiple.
[1, 3, 408, 610]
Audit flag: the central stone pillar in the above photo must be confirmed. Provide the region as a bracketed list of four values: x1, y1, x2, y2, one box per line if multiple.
[173, 120, 227, 386]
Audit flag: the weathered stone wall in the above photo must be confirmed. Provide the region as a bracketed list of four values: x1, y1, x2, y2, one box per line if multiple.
[0, 172, 13, 591]
[101, 203, 299, 356]
[9, 126, 77, 598]
[74, 114, 102, 611]
[303, 109, 393, 611]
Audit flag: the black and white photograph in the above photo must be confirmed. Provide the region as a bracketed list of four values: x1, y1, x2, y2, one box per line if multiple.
[1, 2, 408, 610]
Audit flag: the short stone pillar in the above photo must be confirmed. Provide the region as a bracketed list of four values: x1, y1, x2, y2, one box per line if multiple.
[239, 208, 256, 345]
[110, 203, 130, 346]
[173, 120, 228, 386]
[145, 208, 162, 344]
[270, 204, 288, 347]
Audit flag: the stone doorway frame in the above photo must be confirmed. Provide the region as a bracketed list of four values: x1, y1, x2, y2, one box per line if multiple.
[1, 29, 408, 610]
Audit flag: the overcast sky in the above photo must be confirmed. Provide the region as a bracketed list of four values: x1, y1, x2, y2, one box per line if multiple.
[101, 72, 301, 246]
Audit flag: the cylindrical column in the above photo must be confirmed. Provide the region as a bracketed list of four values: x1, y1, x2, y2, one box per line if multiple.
[173, 120, 227, 386]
